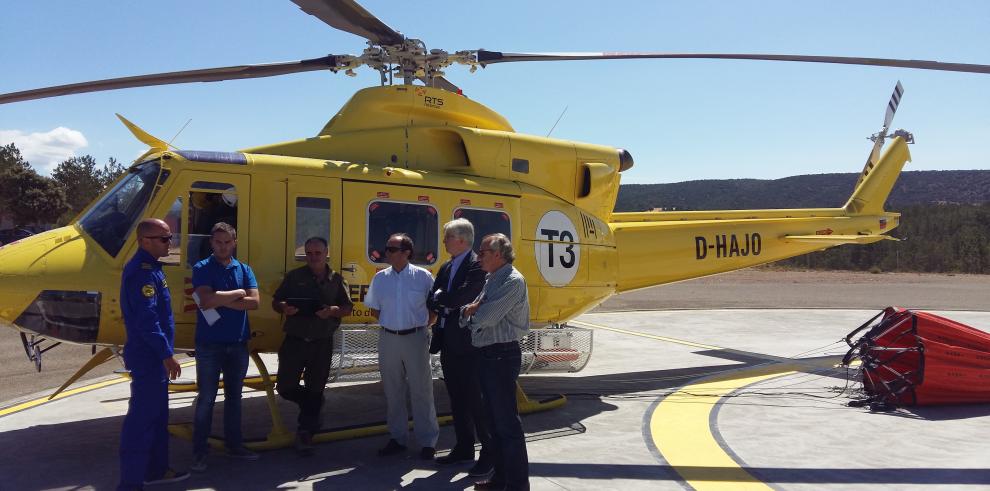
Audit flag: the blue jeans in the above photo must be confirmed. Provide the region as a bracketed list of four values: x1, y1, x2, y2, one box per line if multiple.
[193, 342, 249, 455]
[478, 341, 529, 490]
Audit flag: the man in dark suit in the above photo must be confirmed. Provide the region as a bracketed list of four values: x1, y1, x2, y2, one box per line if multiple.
[429, 218, 493, 476]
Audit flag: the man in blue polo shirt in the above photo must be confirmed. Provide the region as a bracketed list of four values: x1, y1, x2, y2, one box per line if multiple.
[190, 222, 260, 471]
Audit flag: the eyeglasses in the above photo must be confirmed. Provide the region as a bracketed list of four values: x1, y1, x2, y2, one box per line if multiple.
[477, 249, 493, 257]
[143, 235, 173, 244]
[384, 246, 405, 253]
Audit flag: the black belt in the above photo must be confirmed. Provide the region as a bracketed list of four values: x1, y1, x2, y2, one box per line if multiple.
[384, 325, 426, 336]
[480, 340, 519, 352]
[287, 334, 331, 343]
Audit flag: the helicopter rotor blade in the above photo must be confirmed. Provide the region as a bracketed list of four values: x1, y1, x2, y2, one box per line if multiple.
[884, 80, 905, 129]
[475, 51, 990, 75]
[0, 56, 345, 105]
[292, 0, 405, 46]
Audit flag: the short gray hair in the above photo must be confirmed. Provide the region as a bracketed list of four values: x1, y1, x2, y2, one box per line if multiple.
[482, 233, 514, 263]
[211, 222, 237, 240]
[443, 218, 474, 246]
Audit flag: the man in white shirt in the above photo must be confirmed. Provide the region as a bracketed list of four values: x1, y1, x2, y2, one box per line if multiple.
[364, 233, 439, 459]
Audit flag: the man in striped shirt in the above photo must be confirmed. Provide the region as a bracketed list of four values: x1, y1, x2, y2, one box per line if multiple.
[460, 233, 530, 490]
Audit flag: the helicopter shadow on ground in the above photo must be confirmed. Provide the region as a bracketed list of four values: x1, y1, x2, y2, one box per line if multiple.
[0, 357, 757, 490]
[4, 344, 915, 490]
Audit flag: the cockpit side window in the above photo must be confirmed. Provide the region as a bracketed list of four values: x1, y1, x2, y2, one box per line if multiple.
[79, 161, 163, 257]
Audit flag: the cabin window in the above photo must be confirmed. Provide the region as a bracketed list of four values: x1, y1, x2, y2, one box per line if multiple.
[511, 158, 529, 174]
[79, 160, 162, 257]
[453, 207, 512, 252]
[367, 201, 438, 265]
[160, 196, 182, 265]
[186, 183, 238, 267]
[294, 197, 331, 261]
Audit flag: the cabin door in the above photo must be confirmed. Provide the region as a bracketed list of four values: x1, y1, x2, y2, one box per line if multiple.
[284, 176, 343, 275]
[145, 171, 251, 348]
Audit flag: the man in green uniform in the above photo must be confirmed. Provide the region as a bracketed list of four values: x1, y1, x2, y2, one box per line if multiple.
[272, 237, 353, 455]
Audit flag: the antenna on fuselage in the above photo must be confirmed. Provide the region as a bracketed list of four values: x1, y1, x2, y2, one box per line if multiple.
[169, 118, 192, 148]
[546, 105, 569, 138]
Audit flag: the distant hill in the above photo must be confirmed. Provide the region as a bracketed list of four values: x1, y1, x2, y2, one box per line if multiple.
[615, 170, 990, 212]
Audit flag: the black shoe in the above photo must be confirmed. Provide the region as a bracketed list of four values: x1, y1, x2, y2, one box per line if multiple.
[420, 446, 436, 460]
[295, 431, 315, 457]
[473, 479, 504, 490]
[377, 439, 406, 457]
[467, 460, 494, 477]
[436, 451, 474, 465]
[143, 469, 190, 486]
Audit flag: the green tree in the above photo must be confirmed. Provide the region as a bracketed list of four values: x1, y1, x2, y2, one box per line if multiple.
[52, 155, 103, 215]
[0, 143, 30, 175]
[99, 157, 126, 187]
[51, 155, 128, 223]
[0, 166, 69, 225]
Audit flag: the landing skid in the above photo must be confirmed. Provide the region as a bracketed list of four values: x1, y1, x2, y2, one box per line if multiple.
[167, 351, 567, 450]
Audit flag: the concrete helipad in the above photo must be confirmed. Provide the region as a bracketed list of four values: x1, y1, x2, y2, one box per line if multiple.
[2, 309, 989, 490]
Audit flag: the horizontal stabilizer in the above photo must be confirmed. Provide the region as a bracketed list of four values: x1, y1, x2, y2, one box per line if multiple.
[783, 234, 895, 245]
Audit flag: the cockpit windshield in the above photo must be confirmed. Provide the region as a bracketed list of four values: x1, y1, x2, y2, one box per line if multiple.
[79, 160, 164, 257]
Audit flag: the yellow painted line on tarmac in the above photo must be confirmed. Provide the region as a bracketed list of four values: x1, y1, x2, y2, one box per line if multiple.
[0, 376, 129, 417]
[0, 359, 197, 418]
[650, 365, 800, 491]
[572, 318, 817, 490]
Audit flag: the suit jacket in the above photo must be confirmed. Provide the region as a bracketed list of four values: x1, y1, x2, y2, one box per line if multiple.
[429, 250, 487, 355]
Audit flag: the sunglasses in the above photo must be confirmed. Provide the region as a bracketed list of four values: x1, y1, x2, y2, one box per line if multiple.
[384, 246, 407, 253]
[143, 235, 173, 244]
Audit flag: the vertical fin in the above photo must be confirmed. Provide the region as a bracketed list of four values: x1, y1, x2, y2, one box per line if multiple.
[844, 137, 911, 215]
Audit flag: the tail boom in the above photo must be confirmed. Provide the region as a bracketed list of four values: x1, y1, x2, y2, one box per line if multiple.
[610, 138, 910, 293]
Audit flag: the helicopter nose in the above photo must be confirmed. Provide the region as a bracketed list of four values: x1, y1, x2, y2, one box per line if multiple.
[0, 227, 103, 343]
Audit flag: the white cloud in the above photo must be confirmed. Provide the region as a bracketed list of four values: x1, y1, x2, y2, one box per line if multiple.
[0, 127, 89, 175]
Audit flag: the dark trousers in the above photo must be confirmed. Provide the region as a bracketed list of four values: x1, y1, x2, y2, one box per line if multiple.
[118, 363, 169, 491]
[478, 341, 529, 490]
[193, 341, 250, 455]
[441, 350, 493, 462]
[276, 335, 334, 433]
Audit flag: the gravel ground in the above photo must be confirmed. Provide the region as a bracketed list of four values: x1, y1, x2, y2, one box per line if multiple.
[3, 269, 988, 403]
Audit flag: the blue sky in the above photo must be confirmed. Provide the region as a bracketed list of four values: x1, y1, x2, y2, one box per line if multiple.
[1, 1, 987, 184]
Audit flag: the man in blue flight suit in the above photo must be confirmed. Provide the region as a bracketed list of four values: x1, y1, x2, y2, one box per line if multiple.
[118, 218, 189, 490]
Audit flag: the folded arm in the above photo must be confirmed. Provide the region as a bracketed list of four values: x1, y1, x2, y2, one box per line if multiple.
[195, 286, 247, 309]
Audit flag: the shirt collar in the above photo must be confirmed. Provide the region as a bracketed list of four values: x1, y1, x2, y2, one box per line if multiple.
[209, 254, 240, 270]
[489, 262, 513, 281]
[309, 264, 332, 279]
[451, 249, 469, 262]
[449, 249, 468, 269]
[135, 248, 161, 268]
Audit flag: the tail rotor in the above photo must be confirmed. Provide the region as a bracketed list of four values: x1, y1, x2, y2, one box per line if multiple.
[857, 81, 912, 188]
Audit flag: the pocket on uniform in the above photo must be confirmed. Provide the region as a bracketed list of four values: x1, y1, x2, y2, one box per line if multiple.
[406, 286, 430, 308]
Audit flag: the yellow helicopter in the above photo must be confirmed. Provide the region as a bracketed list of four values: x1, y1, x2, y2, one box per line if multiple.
[2, 0, 988, 448]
